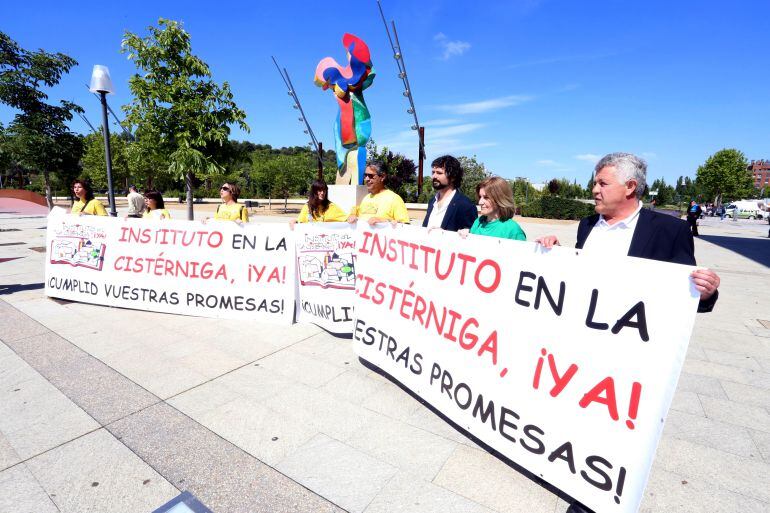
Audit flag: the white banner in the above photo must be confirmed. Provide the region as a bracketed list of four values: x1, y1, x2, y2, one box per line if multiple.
[45, 208, 295, 323]
[294, 222, 357, 336]
[352, 225, 699, 513]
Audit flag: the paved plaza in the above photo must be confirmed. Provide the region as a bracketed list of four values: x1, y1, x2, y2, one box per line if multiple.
[0, 208, 769, 513]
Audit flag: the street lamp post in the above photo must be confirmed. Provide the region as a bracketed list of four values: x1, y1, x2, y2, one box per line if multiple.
[89, 65, 117, 217]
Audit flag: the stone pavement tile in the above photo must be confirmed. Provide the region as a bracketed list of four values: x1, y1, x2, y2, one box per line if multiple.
[257, 347, 347, 388]
[363, 471, 495, 513]
[291, 332, 358, 368]
[683, 359, 770, 389]
[177, 347, 247, 379]
[669, 390, 705, 416]
[656, 436, 770, 503]
[406, 404, 481, 448]
[685, 343, 707, 361]
[675, 372, 728, 399]
[720, 380, 770, 410]
[749, 429, 770, 463]
[362, 381, 427, 421]
[639, 466, 768, 513]
[213, 362, 295, 402]
[319, 367, 390, 406]
[0, 300, 50, 341]
[699, 395, 770, 433]
[191, 395, 319, 466]
[345, 414, 458, 481]
[2, 331, 160, 425]
[704, 348, 763, 371]
[165, 379, 237, 418]
[0, 432, 20, 471]
[266, 382, 379, 441]
[552, 498, 570, 512]
[25, 429, 178, 513]
[0, 465, 59, 513]
[662, 410, 760, 458]
[694, 330, 770, 360]
[748, 326, 770, 339]
[433, 444, 558, 513]
[276, 433, 397, 513]
[108, 402, 343, 513]
[0, 344, 99, 460]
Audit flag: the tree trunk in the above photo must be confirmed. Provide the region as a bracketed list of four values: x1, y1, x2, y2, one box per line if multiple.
[284, 196, 288, 213]
[43, 168, 53, 210]
[186, 171, 194, 220]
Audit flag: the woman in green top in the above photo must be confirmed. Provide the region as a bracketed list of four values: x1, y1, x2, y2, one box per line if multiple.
[460, 176, 526, 241]
[70, 179, 107, 216]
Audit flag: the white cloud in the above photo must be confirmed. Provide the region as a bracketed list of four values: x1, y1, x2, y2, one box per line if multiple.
[536, 159, 559, 166]
[377, 121, 495, 158]
[434, 33, 471, 61]
[574, 153, 601, 162]
[437, 95, 534, 115]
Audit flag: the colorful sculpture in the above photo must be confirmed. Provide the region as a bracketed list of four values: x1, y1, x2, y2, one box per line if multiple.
[315, 34, 375, 185]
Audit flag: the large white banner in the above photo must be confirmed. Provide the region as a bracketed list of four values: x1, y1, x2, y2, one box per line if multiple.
[45, 208, 295, 323]
[294, 222, 357, 336]
[352, 225, 698, 513]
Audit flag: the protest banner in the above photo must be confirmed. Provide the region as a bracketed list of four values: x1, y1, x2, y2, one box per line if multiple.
[294, 222, 357, 335]
[351, 224, 699, 513]
[45, 208, 295, 323]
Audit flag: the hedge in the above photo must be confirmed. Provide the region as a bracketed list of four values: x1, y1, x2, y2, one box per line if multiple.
[519, 196, 595, 220]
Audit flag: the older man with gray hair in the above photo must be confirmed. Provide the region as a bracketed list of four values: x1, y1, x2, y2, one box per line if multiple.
[537, 152, 720, 313]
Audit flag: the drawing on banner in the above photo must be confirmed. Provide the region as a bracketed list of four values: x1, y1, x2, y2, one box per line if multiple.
[49, 222, 108, 271]
[50, 237, 106, 271]
[297, 232, 356, 289]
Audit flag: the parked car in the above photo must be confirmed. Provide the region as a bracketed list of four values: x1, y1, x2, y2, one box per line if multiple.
[724, 204, 766, 220]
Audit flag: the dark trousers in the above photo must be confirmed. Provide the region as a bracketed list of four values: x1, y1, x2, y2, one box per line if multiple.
[687, 217, 699, 236]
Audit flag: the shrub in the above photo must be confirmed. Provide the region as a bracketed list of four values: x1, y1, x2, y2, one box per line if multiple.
[520, 196, 595, 220]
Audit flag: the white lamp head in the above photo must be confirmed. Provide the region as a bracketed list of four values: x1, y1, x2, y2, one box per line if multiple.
[89, 65, 114, 94]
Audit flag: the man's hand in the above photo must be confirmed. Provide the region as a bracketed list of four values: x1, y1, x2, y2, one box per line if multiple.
[457, 229, 469, 239]
[288, 219, 297, 231]
[367, 216, 386, 226]
[535, 235, 561, 248]
[690, 268, 720, 300]
[347, 215, 358, 224]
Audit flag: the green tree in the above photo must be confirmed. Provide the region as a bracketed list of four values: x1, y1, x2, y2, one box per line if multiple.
[0, 31, 83, 207]
[696, 149, 753, 203]
[457, 155, 491, 201]
[122, 18, 249, 219]
[366, 140, 417, 201]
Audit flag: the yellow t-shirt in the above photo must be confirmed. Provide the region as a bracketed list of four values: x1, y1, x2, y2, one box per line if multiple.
[214, 202, 249, 222]
[353, 189, 410, 223]
[143, 209, 171, 220]
[296, 202, 348, 223]
[71, 198, 107, 216]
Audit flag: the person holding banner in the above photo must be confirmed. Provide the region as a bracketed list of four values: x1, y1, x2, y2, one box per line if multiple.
[422, 155, 478, 231]
[212, 182, 249, 223]
[290, 180, 347, 227]
[142, 190, 171, 220]
[70, 179, 107, 216]
[536, 152, 720, 317]
[458, 176, 526, 241]
[347, 161, 410, 226]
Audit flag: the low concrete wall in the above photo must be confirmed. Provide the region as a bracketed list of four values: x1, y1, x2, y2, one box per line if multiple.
[0, 189, 47, 206]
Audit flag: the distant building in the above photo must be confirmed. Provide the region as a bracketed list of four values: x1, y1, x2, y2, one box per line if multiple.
[749, 160, 770, 189]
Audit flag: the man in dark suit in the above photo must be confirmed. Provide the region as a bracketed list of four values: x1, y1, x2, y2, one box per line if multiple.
[422, 155, 478, 231]
[537, 152, 720, 310]
[538, 153, 720, 513]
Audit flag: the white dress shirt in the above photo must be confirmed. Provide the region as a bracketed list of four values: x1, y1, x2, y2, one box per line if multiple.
[426, 188, 456, 229]
[581, 202, 643, 258]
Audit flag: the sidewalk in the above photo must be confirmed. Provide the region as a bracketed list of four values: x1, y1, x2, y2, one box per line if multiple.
[0, 210, 769, 513]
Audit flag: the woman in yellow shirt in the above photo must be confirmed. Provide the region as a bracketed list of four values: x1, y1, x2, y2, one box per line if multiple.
[213, 182, 249, 223]
[142, 190, 171, 220]
[70, 179, 107, 216]
[290, 180, 347, 227]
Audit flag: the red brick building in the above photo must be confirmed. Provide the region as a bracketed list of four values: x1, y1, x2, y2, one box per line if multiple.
[749, 160, 770, 189]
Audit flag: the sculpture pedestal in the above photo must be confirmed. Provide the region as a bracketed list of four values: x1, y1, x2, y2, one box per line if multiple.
[328, 185, 368, 216]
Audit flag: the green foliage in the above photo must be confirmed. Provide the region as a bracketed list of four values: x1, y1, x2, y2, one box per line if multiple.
[647, 177, 676, 206]
[520, 196, 595, 220]
[542, 177, 589, 199]
[456, 155, 492, 200]
[0, 31, 83, 205]
[366, 140, 417, 201]
[121, 18, 249, 217]
[696, 149, 753, 202]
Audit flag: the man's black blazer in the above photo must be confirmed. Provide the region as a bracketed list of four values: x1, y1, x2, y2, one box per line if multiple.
[422, 190, 478, 231]
[576, 208, 718, 312]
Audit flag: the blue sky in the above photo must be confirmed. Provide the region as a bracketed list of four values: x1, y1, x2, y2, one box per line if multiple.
[2, 0, 769, 185]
